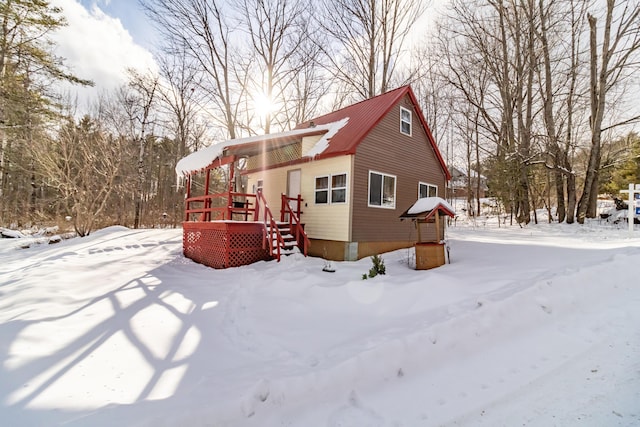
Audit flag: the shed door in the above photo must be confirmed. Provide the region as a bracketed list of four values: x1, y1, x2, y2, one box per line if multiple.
[287, 169, 301, 218]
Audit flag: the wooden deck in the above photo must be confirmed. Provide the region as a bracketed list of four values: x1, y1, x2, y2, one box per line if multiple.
[183, 221, 270, 269]
[182, 191, 309, 269]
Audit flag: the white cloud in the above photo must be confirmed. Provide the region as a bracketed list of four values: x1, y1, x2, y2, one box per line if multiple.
[50, 0, 157, 109]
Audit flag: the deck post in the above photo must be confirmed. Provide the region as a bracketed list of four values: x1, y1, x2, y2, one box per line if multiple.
[204, 168, 211, 221]
[255, 191, 261, 221]
[228, 163, 236, 220]
[184, 175, 192, 221]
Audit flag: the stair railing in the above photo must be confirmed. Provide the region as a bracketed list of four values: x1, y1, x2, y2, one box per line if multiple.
[256, 190, 285, 261]
[281, 194, 309, 256]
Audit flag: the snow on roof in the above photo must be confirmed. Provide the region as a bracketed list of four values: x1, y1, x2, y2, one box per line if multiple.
[175, 140, 227, 178]
[175, 119, 349, 177]
[304, 117, 349, 157]
[407, 197, 456, 215]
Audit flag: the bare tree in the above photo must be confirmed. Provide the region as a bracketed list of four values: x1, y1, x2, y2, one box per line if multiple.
[141, 0, 248, 139]
[438, 0, 539, 224]
[155, 44, 209, 223]
[121, 69, 159, 229]
[239, 0, 310, 134]
[31, 115, 123, 236]
[156, 44, 206, 158]
[273, 32, 327, 129]
[536, 0, 589, 224]
[318, 0, 427, 101]
[0, 0, 91, 225]
[576, 0, 640, 223]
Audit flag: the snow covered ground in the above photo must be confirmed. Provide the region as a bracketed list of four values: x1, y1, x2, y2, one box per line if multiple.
[1, 219, 639, 426]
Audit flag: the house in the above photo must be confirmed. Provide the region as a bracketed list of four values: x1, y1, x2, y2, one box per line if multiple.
[448, 166, 487, 199]
[176, 85, 450, 268]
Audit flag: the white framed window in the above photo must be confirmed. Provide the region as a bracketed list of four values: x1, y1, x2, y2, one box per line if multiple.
[315, 173, 348, 204]
[368, 171, 396, 209]
[315, 176, 329, 204]
[400, 106, 412, 136]
[331, 173, 347, 203]
[419, 182, 437, 198]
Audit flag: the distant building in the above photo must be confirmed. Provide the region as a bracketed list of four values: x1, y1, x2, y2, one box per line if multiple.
[448, 166, 487, 199]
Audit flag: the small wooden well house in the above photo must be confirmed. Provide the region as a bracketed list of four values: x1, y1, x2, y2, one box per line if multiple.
[400, 197, 455, 270]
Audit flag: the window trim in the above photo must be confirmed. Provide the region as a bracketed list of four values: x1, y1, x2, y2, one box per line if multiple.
[314, 173, 348, 205]
[400, 106, 412, 136]
[418, 181, 438, 199]
[314, 175, 329, 205]
[330, 173, 348, 204]
[368, 170, 397, 209]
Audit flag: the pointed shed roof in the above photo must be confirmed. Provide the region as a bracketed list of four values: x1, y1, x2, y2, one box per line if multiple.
[399, 197, 456, 221]
[296, 85, 450, 180]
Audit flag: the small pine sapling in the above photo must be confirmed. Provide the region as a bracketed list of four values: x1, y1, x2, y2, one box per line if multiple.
[363, 254, 386, 279]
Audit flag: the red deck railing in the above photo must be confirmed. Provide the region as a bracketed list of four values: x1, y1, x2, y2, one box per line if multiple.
[281, 194, 309, 256]
[185, 191, 260, 222]
[184, 190, 307, 261]
[255, 191, 285, 261]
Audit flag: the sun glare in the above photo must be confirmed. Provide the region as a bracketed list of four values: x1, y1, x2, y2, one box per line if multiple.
[254, 93, 275, 118]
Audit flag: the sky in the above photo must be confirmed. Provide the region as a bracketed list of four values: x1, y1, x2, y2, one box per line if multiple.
[1, 213, 639, 426]
[48, 0, 449, 112]
[50, 0, 158, 109]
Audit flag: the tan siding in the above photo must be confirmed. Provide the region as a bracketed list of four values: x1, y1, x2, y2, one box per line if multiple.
[247, 169, 287, 215]
[352, 94, 447, 243]
[302, 135, 323, 156]
[298, 156, 352, 241]
[246, 156, 353, 241]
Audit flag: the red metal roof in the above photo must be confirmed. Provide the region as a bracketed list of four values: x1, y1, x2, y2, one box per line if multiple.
[294, 85, 450, 180]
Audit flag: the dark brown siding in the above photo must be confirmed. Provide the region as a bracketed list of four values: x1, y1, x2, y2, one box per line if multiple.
[352, 94, 446, 243]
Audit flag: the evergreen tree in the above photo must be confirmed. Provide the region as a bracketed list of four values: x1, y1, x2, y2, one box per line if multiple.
[0, 0, 91, 224]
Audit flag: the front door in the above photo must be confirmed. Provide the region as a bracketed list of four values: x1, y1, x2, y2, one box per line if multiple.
[287, 169, 301, 220]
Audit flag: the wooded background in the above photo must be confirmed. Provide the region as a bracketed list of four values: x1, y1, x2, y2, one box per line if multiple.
[1, 0, 639, 235]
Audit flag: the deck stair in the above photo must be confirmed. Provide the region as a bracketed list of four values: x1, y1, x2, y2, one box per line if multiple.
[255, 191, 309, 262]
[270, 221, 300, 255]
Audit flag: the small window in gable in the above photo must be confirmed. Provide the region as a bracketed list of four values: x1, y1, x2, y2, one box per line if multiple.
[369, 171, 396, 209]
[400, 106, 412, 136]
[419, 182, 437, 198]
[315, 176, 329, 204]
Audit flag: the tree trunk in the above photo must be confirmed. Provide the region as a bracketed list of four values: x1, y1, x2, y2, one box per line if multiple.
[566, 171, 577, 223]
[134, 146, 145, 229]
[577, 7, 613, 223]
[555, 169, 565, 222]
